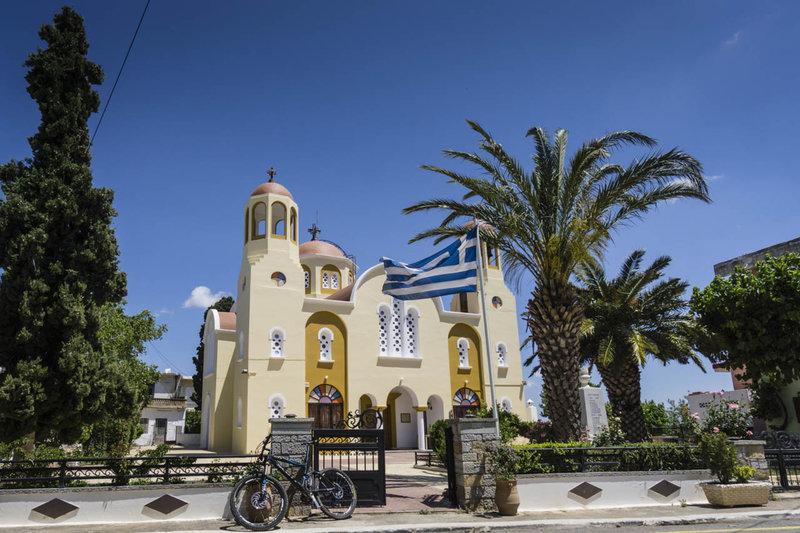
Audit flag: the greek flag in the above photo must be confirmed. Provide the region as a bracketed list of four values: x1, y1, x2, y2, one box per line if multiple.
[381, 226, 478, 300]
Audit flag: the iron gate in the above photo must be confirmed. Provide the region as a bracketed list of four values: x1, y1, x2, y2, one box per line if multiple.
[766, 448, 800, 490]
[444, 425, 457, 505]
[312, 409, 386, 506]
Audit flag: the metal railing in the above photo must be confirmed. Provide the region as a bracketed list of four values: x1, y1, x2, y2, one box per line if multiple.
[0, 454, 258, 489]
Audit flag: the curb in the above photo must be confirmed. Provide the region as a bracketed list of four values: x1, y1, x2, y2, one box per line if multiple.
[155, 508, 800, 533]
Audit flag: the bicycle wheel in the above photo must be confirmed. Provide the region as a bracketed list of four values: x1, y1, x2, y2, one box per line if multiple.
[315, 467, 357, 519]
[229, 474, 288, 531]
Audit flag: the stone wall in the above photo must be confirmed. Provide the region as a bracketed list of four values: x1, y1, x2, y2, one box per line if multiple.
[733, 439, 769, 481]
[448, 417, 499, 512]
[269, 417, 313, 517]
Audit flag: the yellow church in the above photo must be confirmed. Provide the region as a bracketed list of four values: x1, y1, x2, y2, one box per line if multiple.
[200, 175, 526, 453]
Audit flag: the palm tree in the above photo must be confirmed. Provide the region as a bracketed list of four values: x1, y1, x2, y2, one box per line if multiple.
[577, 251, 706, 442]
[404, 121, 709, 441]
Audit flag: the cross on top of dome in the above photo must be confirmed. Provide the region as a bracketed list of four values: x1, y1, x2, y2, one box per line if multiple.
[266, 167, 277, 182]
[308, 222, 322, 241]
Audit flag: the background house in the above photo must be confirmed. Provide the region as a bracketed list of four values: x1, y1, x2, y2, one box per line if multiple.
[134, 370, 197, 446]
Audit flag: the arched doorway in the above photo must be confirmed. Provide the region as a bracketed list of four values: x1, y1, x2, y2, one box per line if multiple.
[424, 395, 445, 450]
[385, 386, 419, 449]
[308, 384, 344, 429]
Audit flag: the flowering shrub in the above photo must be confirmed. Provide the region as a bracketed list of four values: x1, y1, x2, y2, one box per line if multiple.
[525, 421, 556, 444]
[702, 396, 751, 438]
[697, 431, 753, 484]
[592, 416, 626, 446]
[486, 442, 523, 480]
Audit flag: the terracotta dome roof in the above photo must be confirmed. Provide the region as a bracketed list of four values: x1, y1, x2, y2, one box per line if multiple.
[250, 181, 293, 199]
[299, 240, 346, 258]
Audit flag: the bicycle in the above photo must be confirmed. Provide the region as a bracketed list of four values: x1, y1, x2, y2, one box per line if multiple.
[229, 434, 357, 530]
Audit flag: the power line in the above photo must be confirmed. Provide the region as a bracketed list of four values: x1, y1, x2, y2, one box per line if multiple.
[147, 341, 186, 376]
[91, 0, 151, 144]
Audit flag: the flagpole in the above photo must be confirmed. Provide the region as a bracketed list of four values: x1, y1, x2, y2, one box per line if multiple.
[473, 218, 500, 438]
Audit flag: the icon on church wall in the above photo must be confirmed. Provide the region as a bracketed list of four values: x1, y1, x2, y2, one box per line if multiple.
[492, 296, 502, 309]
[400, 413, 411, 423]
[271, 272, 286, 286]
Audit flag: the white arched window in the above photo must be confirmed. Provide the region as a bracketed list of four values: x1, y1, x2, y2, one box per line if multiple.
[238, 330, 244, 360]
[237, 396, 243, 428]
[404, 307, 419, 357]
[331, 272, 339, 290]
[269, 394, 286, 419]
[500, 397, 512, 413]
[304, 270, 310, 289]
[379, 298, 421, 358]
[322, 271, 330, 289]
[496, 342, 507, 367]
[270, 327, 285, 357]
[457, 338, 470, 368]
[390, 298, 403, 356]
[378, 304, 390, 356]
[318, 328, 333, 361]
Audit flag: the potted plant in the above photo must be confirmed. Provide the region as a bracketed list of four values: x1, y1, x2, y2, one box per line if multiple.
[486, 442, 521, 515]
[698, 431, 771, 506]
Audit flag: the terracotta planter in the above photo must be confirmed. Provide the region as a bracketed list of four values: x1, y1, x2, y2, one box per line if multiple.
[700, 481, 772, 507]
[495, 478, 520, 515]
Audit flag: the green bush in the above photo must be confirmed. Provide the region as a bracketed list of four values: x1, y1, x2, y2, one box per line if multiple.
[642, 400, 670, 434]
[702, 398, 751, 438]
[697, 431, 743, 484]
[474, 403, 531, 443]
[513, 442, 703, 474]
[428, 419, 448, 463]
[184, 410, 201, 434]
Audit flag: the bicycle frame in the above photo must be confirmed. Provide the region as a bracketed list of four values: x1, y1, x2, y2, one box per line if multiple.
[257, 437, 324, 508]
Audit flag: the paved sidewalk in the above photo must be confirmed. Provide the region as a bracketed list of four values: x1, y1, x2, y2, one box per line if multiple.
[7, 493, 800, 533]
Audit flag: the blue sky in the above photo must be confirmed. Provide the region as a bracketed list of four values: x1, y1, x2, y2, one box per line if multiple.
[2, 1, 798, 408]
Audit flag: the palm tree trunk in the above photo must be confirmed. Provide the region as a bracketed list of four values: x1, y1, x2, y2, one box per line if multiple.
[526, 281, 583, 442]
[597, 360, 648, 442]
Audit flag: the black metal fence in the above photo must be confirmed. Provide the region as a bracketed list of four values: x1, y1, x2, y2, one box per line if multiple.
[515, 445, 703, 474]
[0, 454, 258, 489]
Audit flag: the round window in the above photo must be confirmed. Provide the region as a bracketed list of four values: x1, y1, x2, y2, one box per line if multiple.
[271, 272, 286, 286]
[491, 296, 503, 309]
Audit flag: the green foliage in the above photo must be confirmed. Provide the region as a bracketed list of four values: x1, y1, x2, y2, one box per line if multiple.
[513, 442, 703, 474]
[642, 400, 669, 432]
[665, 399, 701, 441]
[428, 419, 448, 464]
[81, 302, 164, 456]
[191, 296, 234, 409]
[0, 7, 127, 444]
[404, 121, 708, 442]
[592, 416, 626, 446]
[697, 431, 742, 484]
[184, 410, 201, 434]
[474, 403, 531, 443]
[701, 397, 751, 438]
[691, 253, 800, 422]
[734, 465, 756, 483]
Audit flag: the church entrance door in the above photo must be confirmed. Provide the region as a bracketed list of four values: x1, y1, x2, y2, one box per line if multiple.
[308, 403, 343, 429]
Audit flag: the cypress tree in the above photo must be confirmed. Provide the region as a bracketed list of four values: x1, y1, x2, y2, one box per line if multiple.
[0, 7, 127, 443]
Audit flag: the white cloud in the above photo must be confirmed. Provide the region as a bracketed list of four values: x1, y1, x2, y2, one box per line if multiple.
[723, 31, 741, 47]
[705, 174, 723, 181]
[183, 286, 230, 309]
[153, 308, 173, 318]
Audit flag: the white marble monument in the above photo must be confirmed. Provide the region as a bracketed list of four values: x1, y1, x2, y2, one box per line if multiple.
[579, 367, 608, 437]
